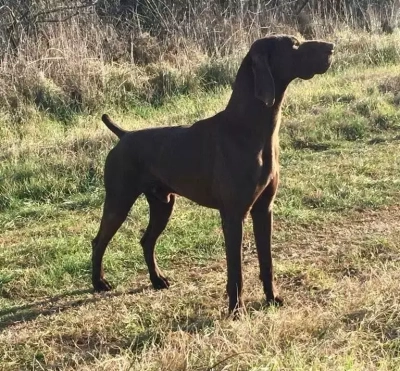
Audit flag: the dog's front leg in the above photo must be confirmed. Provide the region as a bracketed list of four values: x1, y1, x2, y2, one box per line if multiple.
[250, 188, 283, 307]
[220, 212, 245, 316]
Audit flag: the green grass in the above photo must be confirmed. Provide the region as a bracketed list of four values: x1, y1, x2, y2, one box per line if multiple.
[1, 60, 400, 369]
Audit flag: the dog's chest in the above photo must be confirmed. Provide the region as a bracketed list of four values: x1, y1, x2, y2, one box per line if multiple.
[256, 146, 278, 184]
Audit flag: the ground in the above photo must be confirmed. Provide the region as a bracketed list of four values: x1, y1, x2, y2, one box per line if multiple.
[1, 62, 400, 370]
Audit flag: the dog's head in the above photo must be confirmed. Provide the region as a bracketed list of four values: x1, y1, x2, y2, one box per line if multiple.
[249, 35, 334, 106]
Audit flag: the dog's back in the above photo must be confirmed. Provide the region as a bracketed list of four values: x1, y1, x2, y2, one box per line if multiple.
[105, 114, 222, 208]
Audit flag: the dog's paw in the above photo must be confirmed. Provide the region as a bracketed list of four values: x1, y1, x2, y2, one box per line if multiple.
[229, 307, 246, 320]
[265, 295, 284, 307]
[228, 299, 246, 320]
[93, 278, 112, 292]
[150, 275, 170, 290]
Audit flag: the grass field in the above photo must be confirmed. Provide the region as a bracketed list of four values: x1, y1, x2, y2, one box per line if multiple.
[1, 36, 400, 369]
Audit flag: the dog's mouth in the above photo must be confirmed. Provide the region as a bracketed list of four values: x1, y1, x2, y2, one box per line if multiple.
[298, 47, 334, 80]
[317, 51, 334, 74]
[318, 44, 334, 72]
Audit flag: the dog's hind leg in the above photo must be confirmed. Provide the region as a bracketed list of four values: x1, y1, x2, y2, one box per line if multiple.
[141, 193, 175, 289]
[92, 191, 140, 292]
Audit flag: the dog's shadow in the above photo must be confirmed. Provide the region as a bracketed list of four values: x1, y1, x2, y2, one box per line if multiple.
[0, 286, 148, 331]
[2, 287, 263, 370]
[1, 286, 220, 362]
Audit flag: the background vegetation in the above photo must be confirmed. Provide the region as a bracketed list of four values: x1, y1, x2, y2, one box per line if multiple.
[0, 1, 400, 370]
[1, 0, 400, 125]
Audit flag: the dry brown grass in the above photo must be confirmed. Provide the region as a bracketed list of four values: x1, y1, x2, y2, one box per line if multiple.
[1, 1, 400, 126]
[1, 206, 399, 370]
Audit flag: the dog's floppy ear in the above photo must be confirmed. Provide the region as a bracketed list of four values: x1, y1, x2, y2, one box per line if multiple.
[250, 46, 275, 107]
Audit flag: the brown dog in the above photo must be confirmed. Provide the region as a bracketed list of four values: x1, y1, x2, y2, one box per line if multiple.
[92, 35, 334, 314]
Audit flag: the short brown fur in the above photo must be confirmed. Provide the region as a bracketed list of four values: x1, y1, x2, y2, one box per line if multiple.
[92, 35, 334, 315]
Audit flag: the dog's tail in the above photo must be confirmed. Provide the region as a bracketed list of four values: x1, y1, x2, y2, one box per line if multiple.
[101, 114, 127, 139]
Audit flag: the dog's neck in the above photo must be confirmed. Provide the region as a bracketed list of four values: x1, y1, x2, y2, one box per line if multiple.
[224, 53, 290, 148]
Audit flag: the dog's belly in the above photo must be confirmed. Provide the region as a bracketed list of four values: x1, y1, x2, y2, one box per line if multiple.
[148, 160, 219, 209]
[167, 181, 219, 209]
[144, 175, 219, 209]
[178, 190, 219, 209]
